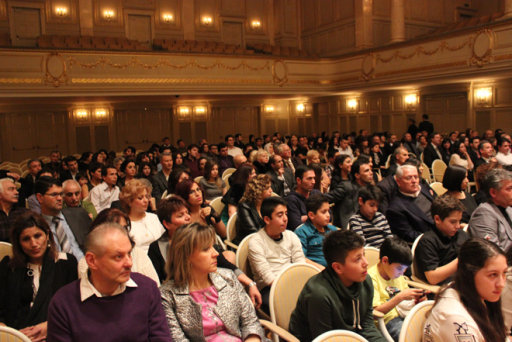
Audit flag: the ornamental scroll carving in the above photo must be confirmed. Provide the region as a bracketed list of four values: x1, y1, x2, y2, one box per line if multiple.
[45, 53, 67, 87]
[469, 29, 494, 67]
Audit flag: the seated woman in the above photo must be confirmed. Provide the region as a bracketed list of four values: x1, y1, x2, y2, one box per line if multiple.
[77, 208, 159, 285]
[160, 223, 267, 341]
[199, 160, 226, 201]
[136, 161, 154, 180]
[0, 212, 77, 341]
[253, 150, 270, 174]
[330, 154, 352, 189]
[167, 167, 190, 195]
[423, 238, 508, 341]
[117, 159, 137, 189]
[449, 140, 474, 172]
[234, 174, 273, 245]
[442, 165, 477, 223]
[174, 179, 226, 239]
[119, 179, 165, 252]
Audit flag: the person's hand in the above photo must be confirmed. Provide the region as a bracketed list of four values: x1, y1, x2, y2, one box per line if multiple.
[200, 206, 211, 221]
[278, 167, 285, 176]
[20, 321, 47, 342]
[248, 285, 262, 309]
[398, 288, 424, 301]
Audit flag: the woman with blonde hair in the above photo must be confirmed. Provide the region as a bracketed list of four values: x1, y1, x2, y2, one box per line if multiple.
[253, 149, 270, 174]
[119, 178, 164, 252]
[160, 223, 266, 341]
[234, 174, 273, 245]
[306, 149, 321, 165]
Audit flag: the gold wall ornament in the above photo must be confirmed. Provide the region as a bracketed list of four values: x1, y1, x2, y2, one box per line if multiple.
[272, 60, 288, 87]
[45, 53, 67, 87]
[0, 78, 42, 84]
[66, 55, 271, 72]
[361, 54, 375, 81]
[469, 29, 494, 67]
[70, 78, 273, 85]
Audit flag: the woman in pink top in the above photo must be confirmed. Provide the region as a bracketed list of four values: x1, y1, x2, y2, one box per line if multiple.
[160, 223, 267, 341]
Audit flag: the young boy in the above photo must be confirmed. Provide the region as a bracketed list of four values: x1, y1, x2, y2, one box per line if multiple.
[248, 196, 306, 313]
[289, 230, 387, 342]
[414, 196, 469, 285]
[369, 237, 425, 341]
[349, 185, 393, 248]
[294, 194, 337, 267]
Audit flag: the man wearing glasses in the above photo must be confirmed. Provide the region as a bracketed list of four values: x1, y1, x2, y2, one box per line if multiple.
[35, 176, 91, 260]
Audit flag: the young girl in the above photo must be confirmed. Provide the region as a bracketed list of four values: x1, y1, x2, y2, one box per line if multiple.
[423, 238, 508, 342]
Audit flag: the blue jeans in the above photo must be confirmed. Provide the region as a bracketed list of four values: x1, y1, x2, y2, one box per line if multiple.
[385, 316, 404, 342]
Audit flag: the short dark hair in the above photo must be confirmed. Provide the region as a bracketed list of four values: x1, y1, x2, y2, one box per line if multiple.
[225, 134, 234, 141]
[431, 196, 465, 221]
[261, 196, 287, 220]
[323, 230, 364, 267]
[89, 162, 103, 174]
[305, 194, 329, 214]
[157, 195, 189, 224]
[63, 156, 77, 165]
[34, 176, 61, 195]
[478, 139, 491, 151]
[358, 185, 383, 203]
[187, 144, 199, 151]
[379, 237, 412, 265]
[350, 158, 370, 179]
[120, 159, 135, 173]
[497, 136, 511, 148]
[124, 146, 136, 153]
[101, 165, 117, 177]
[295, 165, 314, 181]
[442, 165, 467, 192]
[27, 159, 41, 168]
[218, 142, 227, 149]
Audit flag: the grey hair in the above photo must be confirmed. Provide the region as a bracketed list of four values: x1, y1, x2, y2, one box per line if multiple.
[138, 177, 153, 192]
[0, 178, 15, 195]
[395, 164, 418, 179]
[85, 222, 134, 255]
[62, 179, 81, 191]
[276, 143, 289, 155]
[393, 146, 407, 157]
[482, 168, 512, 198]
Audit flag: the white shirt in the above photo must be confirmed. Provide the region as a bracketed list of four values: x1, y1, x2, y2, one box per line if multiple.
[496, 152, 512, 166]
[89, 182, 119, 214]
[130, 213, 165, 252]
[80, 271, 137, 301]
[227, 146, 243, 157]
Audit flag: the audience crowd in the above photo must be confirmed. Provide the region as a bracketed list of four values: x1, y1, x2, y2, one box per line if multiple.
[1, 117, 512, 341]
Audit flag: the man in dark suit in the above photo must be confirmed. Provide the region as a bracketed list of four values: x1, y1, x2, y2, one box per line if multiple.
[418, 114, 434, 135]
[151, 152, 173, 203]
[386, 164, 435, 243]
[18, 158, 42, 205]
[267, 154, 295, 197]
[36, 176, 91, 260]
[422, 132, 443, 168]
[217, 143, 235, 175]
[277, 143, 302, 174]
[59, 156, 79, 181]
[474, 140, 497, 170]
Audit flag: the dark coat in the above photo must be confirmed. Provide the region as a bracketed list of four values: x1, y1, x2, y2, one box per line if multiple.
[267, 169, 295, 198]
[325, 180, 360, 229]
[151, 171, 168, 203]
[61, 207, 92, 252]
[234, 202, 265, 245]
[423, 144, 441, 168]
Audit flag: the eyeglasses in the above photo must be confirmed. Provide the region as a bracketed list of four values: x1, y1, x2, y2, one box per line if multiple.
[45, 192, 63, 198]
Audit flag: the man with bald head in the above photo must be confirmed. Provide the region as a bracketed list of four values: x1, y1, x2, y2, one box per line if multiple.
[233, 153, 247, 169]
[62, 180, 97, 220]
[48, 223, 171, 341]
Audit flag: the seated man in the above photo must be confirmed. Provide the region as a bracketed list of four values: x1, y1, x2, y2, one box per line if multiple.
[47, 222, 171, 341]
[89, 165, 119, 214]
[386, 165, 435, 243]
[289, 230, 386, 342]
[267, 154, 295, 197]
[286, 165, 319, 231]
[248, 196, 306, 312]
[369, 237, 425, 341]
[62, 180, 97, 220]
[294, 194, 337, 267]
[415, 196, 468, 285]
[349, 185, 393, 248]
[0, 177, 27, 242]
[469, 168, 512, 251]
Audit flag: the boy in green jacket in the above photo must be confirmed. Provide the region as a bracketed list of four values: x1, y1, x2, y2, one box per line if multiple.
[289, 230, 386, 341]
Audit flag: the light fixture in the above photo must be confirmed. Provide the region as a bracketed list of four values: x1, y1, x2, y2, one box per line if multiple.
[74, 109, 89, 119]
[162, 13, 174, 23]
[55, 7, 68, 17]
[201, 16, 213, 26]
[296, 103, 305, 113]
[347, 99, 358, 111]
[95, 109, 107, 118]
[264, 105, 274, 113]
[250, 19, 261, 29]
[103, 9, 115, 21]
[404, 94, 418, 107]
[194, 106, 206, 114]
[475, 87, 492, 105]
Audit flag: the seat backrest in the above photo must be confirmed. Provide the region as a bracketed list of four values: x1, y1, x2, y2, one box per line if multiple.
[420, 163, 432, 183]
[0, 241, 13, 260]
[235, 233, 256, 278]
[269, 263, 320, 331]
[364, 246, 380, 268]
[226, 212, 238, 244]
[0, 326, 32, 342]
[429, 182, 447, 196]
[411, 233, 424, 278]
[209, 196, 225, 215]
[431, 160, 447, 182]
[222, 168, 236, 179]
[194, 176, 203, 183]
[312, 329, 369, 342]
[398, 300, 434, 342]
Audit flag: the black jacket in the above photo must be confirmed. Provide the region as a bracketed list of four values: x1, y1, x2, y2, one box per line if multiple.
[234, 202, 265, 245]
[267, 169, 295, 198]
[325, 180, 360, 229]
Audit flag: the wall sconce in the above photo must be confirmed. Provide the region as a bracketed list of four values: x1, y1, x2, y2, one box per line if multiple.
[347, 99, 358, 111]
[475, 87, 492, 106]
[55, 7, 68, 17]
[194, 106, 206, 114]
[162, 13, 174, 23]
[177, 106, 192, 120]
[95, 109, 107, 118]
[103, 9, 115, 21]
[296, 103, 305, 113]
[74, 109, 89, 119]
[201, 16, 213, 26]
[264, 105, 274, 113]
[250, 19, 261, 29]
[404, 94, 418, 108]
